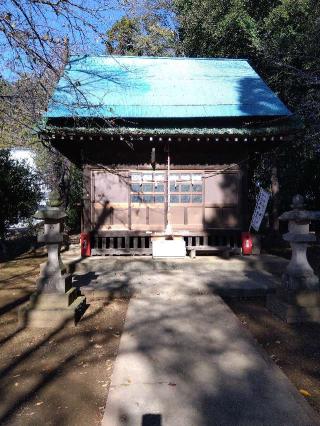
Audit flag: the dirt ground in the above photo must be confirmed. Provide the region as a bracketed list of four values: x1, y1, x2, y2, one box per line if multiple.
[1, 247, 320, 424]
[229, 298, 320, 416]
[0, 250, 128, 426]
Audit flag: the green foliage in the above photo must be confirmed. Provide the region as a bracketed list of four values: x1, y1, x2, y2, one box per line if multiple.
[257, 0, 320, 210]
[175, 0, 261, 58]
[34, 144, 82, 232]
[0, 149, 41, 238]
[65, 165, 83, 233]
[174, 0, 320, 212]
[250, 138, 320, 211]
[263, 0, 316, 66]
[106, 15, 176, 56]
[107, 16, 139, 55]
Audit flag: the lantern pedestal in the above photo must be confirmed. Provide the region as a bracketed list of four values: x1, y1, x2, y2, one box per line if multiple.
[267, 195, 320, 323]
[20, 206, 86, 328]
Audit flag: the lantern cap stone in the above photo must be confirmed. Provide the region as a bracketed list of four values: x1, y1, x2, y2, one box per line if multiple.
[34, 206, 66, 220]
[279, 194, 320, 222]
[283, 232, 316, 243]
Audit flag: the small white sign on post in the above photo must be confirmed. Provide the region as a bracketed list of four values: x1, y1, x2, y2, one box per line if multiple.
[250, 188, 270, 232]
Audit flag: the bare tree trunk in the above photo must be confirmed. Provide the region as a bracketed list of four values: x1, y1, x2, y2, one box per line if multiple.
[62, 37, 70, 66]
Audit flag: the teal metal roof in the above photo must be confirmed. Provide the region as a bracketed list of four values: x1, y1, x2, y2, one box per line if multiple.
[46, 55, 291, 119]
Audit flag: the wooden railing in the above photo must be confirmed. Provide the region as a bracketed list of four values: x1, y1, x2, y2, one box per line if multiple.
[91, 230, 241, 256]
[92, 233, 152, 256]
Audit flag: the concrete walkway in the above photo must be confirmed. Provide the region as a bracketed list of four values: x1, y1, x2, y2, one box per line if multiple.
[101, 259, 319, 426]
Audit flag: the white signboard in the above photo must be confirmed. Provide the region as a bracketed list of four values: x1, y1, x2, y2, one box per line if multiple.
[152, 239, 186, 258]
[250, 188, 270, 232]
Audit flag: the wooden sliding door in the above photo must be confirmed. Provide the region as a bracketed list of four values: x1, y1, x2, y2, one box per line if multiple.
[91, 167, 242, 233]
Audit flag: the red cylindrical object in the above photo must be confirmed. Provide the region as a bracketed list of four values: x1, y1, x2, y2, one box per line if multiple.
[80, 232, 91, 257]
[241, 232, 253, 255]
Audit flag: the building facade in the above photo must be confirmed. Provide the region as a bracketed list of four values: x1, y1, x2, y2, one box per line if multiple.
[40, 56, 299, 254]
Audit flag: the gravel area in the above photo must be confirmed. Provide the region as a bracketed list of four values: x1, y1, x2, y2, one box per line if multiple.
[0, 250, 128, 426]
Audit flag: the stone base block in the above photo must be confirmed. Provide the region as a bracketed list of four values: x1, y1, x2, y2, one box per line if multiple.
[19, 295, 86, 328]
[267, 294, 320, 324]
[30, 287, 80, 309]
[277, 289, 320, 307]
[37, 273, 73, 293]
[282, 271, 319, 293]
[39, 261, 68, 275]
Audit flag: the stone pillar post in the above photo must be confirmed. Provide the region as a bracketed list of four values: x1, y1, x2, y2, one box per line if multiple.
[36, 208, 69, 293]
[267, 195, 320, 323]
[20, 197, 86, 328]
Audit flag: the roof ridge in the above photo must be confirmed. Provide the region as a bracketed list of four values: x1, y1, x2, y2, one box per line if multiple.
[68, 54, 249, 62]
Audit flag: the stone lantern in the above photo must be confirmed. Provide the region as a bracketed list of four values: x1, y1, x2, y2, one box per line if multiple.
[267, 194, 320, 323]
[20, 192, 86, 328]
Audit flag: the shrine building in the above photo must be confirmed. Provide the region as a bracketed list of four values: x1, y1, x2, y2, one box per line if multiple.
[39, 55, 299, 255]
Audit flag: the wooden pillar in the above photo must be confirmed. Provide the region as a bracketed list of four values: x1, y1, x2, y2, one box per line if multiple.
[270, 166, 280, 232]
[241, 159, 249, 231]
[82, 164, 92, 233]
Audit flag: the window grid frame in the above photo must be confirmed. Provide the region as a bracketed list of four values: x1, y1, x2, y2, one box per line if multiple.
[130, 172, 203, 205]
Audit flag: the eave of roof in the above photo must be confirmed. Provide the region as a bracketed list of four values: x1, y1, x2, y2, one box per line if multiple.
[39, 115, 303, 140]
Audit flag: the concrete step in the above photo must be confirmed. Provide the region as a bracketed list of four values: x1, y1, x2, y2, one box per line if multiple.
[66, 286, 80, 305]
[71, 268, 277, 301]
[69, 295, 86, 312]
[70, 295, 87, 324]
[64, 273, 73, 292]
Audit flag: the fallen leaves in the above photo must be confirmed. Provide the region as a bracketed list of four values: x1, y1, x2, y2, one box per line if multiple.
[299, 389, 312, 397]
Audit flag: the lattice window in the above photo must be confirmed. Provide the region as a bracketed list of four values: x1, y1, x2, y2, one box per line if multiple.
[130, 172, 203, 204]
[131, 173, 165, 204]
[169, 173, 203, 204]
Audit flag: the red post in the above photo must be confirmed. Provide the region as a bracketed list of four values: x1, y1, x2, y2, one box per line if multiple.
[241, 232, 253, 255]
[80, 233, 91, 257]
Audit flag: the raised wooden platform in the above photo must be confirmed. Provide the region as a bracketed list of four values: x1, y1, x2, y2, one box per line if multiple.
[91, 230, 241, 256]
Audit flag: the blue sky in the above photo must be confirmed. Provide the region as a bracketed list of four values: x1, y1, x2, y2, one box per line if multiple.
[0, 0, 126, 80]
